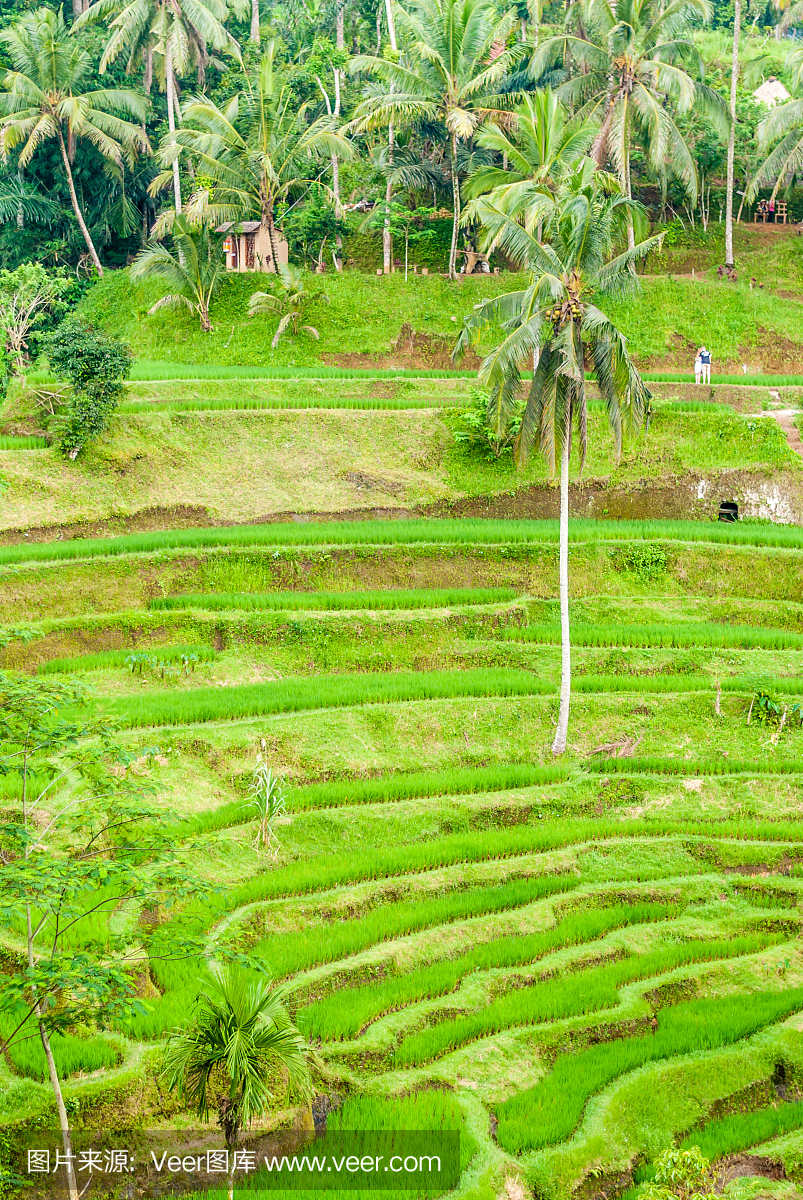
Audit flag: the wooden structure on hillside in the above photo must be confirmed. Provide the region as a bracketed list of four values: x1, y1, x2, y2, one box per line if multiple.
[215, 221, 289, 272]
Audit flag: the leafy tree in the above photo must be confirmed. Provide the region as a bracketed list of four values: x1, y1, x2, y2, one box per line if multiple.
[750, 70, 803, 202]
[0, 674, 201, 1200]
[533, 0, 729, 246]
[0, 7, 150, 276]
[154, 43, 353, 268]
[248, 260, 329, 347]
[455, 163, 660, 754]
[349, 0, 525, 278]
[75, 0, 242, 214]
[0, 263, 71, 373]
[45, 316, 133, 457]
[362, 198, 437, 277]
[131, 214, 227, 332]
[163, 965, 313, 1200]
[280, 183, 348, 269]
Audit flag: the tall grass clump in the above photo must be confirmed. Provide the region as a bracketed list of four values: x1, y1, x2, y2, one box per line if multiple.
[393, 935, 786, 1069]
[496, 985, 803, 1154]
[119, 395, 461, 413]
[152, 587, 518, 613]
[38, 643, 215, 674]
[108, 668, 556, 729]
[6, 517, 803, 568]
[298, 900, 679, 1041]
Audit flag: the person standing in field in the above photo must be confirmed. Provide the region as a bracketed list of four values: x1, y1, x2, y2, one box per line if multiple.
[694, 348, 702, 384]
[699, 345, 712, 384]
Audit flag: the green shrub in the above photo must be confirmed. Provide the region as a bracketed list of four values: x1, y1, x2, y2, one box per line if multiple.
[45, 316, 132, 457]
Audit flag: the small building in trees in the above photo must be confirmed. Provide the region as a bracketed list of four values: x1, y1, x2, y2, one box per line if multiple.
[215, 222, 289, 272]
[752, 78, 791, 107]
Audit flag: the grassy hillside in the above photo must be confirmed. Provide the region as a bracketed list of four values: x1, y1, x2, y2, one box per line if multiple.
[74, 245, 803, 373]
[0, 403, 798, 533]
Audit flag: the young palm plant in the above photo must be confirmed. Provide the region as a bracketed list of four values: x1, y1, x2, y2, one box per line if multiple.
[163, 965, 313, 1200]
[248, 262, 329, 348]
[455, 163, 661, 755]
[131, 215, 226, 331]
[349, 0, 525, 279]
[532, 0, 728, 246]
[0, 7, 149, 276]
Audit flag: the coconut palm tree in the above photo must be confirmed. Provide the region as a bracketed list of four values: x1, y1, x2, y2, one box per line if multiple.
[248, 262, 329, 347]
[151, 43, 353, 267]
[163, 966, 312, 1199]
[131, 214, 226, 331]
[349, 0, 525, 279]
[463, 89, 594, 232]
[73, 0, 242, 214]
[532, 0, 728, 247]
[455, 163, 660, 754]
[0, 7, 149, 276]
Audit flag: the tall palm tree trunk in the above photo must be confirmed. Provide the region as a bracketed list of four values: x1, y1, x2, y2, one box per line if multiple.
[551, 424, 571, 755]
[56, 128, 104, 276]
[725, 0, 740, 269]
[333, 0, 345, 271]
[250, 0, 259, 42]
[449, 133, 460, 280]
[383, 0, 397, 275]
[623, 130, 635, 253]
[165, 43, 182, 214]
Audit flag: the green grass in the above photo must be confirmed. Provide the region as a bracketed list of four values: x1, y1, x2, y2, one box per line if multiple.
[511, 622, 803, 650]
[37, 643, 216, 674]
[394, 936, 789, 1069]
[151, 587, 518, 613]
[8, 517, 803, 570]
[0, 1012, 120, 1082]
[118, 394, 462, 413]
[0, 435, 49, 449]
[297, 900, 679, 1042]
[586, 757, 803, 776]
[644, 372, 803, 387]
[496, 984, 803, 1154]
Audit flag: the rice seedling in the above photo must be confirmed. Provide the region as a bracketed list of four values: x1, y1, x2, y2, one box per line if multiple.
[510, 622, 803, 651]
[107, 668, 557, 729]
[37, 643, 215, 674]
[184, 815, 803, 933]
[680, 1098, 803, 1161]
[179, 762, 570, 838]
[651, 401, 734, 414]
[0, 435, 49, 449]
[297, 900, 679, 1041]
[392, 935, 786, 1069]
[6, 517, 803, 569]
[586, 757, 803, 776]
[151, 587, 518, 613]
[0, 1012, 120, 1081]
[119, 395, 462, 413]
[642, 372, 803, 386]
[495, 985, 803, 1154]
[124, 873, 580, 1040]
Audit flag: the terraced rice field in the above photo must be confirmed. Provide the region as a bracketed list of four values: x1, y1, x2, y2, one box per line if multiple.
[3, 517, 803, 1199]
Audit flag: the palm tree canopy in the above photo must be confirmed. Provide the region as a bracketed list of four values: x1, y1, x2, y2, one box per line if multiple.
[455, 165, 661, 470]
[0, 7, 150, 168]
[749, 96, 803, 199]
[150, 43, 354, 226]
[531, 0, 729, 203]
[162, 965, 312, 1143]
[349, 0, 526, 139]
[73, 0, 241, 88]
